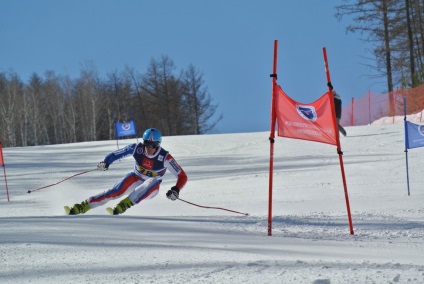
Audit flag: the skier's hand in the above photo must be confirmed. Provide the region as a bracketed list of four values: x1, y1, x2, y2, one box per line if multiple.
[97, 161, 109, 171]
[166, 186, 180, 201]
[327, 82, 333, 90]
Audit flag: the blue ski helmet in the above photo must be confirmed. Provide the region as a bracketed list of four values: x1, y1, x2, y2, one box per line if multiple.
[142, 128, 162, 144]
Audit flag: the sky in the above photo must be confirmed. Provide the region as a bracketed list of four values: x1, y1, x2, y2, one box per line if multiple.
[1, 119, 424, 283]
[0, 0, 388, 134]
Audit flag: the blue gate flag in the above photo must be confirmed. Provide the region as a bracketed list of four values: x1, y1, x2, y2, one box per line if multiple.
[405, 121, 424, 149]
[115, 120, 137, 138]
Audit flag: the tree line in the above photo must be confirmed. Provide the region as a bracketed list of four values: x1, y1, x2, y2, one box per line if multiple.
[336, 0, 424, 92]
[0, 55, 222, 148]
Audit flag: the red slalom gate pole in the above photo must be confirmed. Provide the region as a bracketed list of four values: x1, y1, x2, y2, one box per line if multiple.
[1, 165, 9, 201]
[268, 40, 278, 236]
[0, 141, 10, 201]
[323, 47, 354, 235]
[27, 168, 98, 194]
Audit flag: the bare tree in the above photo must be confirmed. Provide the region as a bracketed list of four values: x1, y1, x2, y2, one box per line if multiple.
[61, 75, 78, 143]
[141, 55, 183, 136]
[103, 70, 133, 140]
[406, 0, 416, 85]
[0, 72, 22, 147]
[182, 64, 222, 134]
[124, 66, 148, 135]
[336, 0, 424, 90]
[74, 67, 103, 141]
[409, 0, 424, 85]
[42, 71, 68, 144]
[336, 0, 402, 93]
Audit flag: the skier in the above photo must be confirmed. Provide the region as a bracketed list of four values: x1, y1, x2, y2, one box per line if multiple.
[328, 82, 347, 137]
[66, 128, 188, 215]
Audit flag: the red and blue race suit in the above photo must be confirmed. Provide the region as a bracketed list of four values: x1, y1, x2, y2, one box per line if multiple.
[87, 142, 187, 208]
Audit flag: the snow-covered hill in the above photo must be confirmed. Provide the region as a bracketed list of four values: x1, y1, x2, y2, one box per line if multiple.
[0, 123, 423, 283]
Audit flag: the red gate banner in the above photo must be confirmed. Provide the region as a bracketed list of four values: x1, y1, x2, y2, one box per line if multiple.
[274, 85, 337, 146]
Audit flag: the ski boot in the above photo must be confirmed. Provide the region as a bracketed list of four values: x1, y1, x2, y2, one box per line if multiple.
[107, 197, 133, 215]
[66, 200, 90, 215]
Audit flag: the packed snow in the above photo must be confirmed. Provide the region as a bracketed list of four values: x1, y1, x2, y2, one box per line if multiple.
[0, 122, 423, 283]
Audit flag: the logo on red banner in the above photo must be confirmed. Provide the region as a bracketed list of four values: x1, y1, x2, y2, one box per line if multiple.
[296, 105, 317, 121]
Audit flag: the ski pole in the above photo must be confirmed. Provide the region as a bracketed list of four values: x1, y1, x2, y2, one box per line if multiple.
[177, 197, 249, 216]
[27, 168, 98, 193]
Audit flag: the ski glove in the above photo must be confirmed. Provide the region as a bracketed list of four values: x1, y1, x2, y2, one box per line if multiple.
[327, 82, 334, 90]
[166, 186, 180, 201]
[97, 161, 109, 171]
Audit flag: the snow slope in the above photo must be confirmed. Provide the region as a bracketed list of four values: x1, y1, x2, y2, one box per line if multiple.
[0, 123, 423, 284]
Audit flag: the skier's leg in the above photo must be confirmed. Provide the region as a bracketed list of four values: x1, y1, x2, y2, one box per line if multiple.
[87, 172, 142, 209]
[339, 124, 347, 137]
[111, 177, 162, 215]
[128, 176, 162, 204]
[337, 118, 347, 137]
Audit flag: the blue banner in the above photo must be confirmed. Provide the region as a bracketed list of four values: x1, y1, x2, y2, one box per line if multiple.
[115, 120, 137, 138]
[405, 121, 424, 149]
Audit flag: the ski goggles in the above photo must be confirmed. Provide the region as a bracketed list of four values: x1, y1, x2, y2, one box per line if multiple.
[143, 140, 160, 148]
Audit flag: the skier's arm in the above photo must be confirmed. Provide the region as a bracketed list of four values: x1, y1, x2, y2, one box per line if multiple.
[103, 143, 137, 166]
[164, 153, 188, 190]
